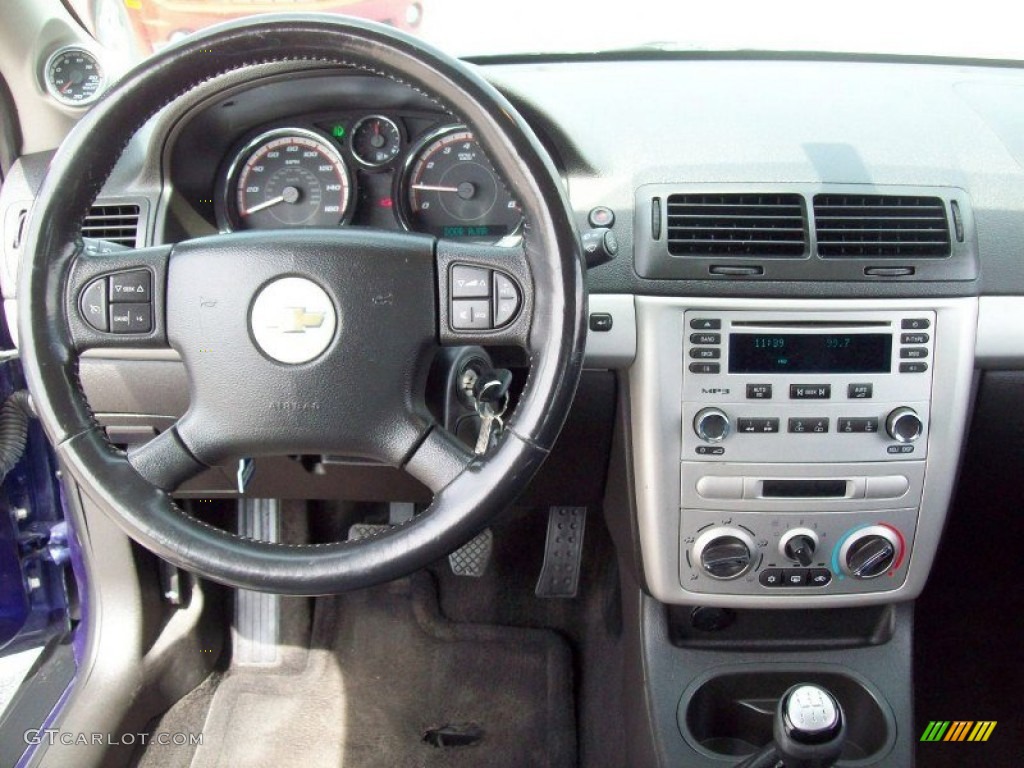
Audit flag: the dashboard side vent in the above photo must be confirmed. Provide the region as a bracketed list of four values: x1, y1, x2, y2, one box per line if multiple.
[813, 194, 950, 258]
[665, 193, 807, 257]
[82, 204, 141, 247]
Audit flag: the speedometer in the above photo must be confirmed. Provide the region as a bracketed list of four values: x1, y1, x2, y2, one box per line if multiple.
[227, 128, 353, 230]
[398, 126, 522, 240]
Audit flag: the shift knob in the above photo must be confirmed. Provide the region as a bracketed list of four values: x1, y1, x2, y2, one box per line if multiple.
[774, 684, 846, 768]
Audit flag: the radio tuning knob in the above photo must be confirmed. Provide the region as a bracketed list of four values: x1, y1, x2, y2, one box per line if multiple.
[694, 408, 731, 443]
[886, 407, 923, 443]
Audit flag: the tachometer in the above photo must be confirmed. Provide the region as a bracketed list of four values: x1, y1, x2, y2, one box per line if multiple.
[228, 128, 352, 230]
[398, 126, 522, 240]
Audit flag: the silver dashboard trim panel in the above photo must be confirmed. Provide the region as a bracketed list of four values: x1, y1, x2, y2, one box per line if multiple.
[630, 296, 978, 608]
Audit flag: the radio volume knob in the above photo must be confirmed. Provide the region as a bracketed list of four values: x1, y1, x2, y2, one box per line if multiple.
[694, 408, 731, 443]
[886, 407, 923, 443]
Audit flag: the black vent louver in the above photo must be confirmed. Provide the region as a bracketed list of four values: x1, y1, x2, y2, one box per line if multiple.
[665, 193, 807, 257]
[82, 204, 141, 247]
[813, 194, 950, 258]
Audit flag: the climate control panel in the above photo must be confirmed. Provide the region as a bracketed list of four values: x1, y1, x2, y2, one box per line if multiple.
[680, 508, 916, 596]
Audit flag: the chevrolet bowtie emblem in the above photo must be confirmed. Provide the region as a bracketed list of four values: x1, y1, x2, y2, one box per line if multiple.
[268, 307, 327, 334]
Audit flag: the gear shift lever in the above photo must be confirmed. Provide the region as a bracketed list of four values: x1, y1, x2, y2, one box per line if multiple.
[735, 683, 846, 768]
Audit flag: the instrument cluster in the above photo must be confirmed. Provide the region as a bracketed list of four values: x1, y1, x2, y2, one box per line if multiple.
[214, 111, 523, 242]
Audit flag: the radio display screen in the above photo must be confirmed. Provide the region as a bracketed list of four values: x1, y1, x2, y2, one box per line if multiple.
[729, 333, 892, 373]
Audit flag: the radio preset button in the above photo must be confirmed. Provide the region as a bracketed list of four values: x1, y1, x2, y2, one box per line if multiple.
[900, 333, 929, 344]
[899, 362, 929, 373]
[848, 383, 873, 399]
[689, 362, 720, 374]
[746, 384, 772, 400]
[690, 347, 721, 359]
[690, 318, 721, 330]
[790, 384, 831, 400]
[901, 318, 931, 330]
[788, 417, 829, 434]
[838, 417, 879, 434]
[737, 417, 780, 434]
[900, 348, 928, 359]
[690, 333, 721, 345]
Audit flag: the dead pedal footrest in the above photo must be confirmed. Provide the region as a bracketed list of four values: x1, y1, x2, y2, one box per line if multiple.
[535, 506, 586, 598]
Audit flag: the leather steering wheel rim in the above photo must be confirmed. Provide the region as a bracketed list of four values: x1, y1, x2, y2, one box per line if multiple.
[18, 15, 586, 595]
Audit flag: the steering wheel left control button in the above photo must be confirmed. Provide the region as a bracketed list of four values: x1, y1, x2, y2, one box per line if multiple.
[80, 278, 109, 332]
[109, 269, 151, 302]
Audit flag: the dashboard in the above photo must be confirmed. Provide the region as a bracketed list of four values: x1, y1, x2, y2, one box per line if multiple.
[167, 72, 522, 241]
[3, 53, 1024, 614]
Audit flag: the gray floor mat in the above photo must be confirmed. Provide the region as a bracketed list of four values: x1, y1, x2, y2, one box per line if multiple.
[184, 575, 575, 768]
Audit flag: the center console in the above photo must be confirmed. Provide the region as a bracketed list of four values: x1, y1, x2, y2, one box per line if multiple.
[630, 297, 977, 608]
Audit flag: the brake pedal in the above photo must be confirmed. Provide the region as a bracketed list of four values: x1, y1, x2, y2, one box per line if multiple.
[234, 498, 280, 665]
[448, 528, 493, 577]
[535, 506, 586, 598]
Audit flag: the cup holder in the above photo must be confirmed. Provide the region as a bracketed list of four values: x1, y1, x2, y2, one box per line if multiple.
[679, 666, 895, 764]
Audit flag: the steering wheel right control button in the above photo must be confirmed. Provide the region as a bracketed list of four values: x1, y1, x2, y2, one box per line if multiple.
[449, 264, 521, 330]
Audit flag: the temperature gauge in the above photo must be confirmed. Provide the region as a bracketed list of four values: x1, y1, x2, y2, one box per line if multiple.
[45, 47, 105, 107]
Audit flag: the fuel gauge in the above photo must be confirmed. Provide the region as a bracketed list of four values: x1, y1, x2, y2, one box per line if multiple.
[45, 47, 105, 107]
[351, 115, 402, 167]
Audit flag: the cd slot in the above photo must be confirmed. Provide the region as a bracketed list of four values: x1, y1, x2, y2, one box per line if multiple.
[731, 320, 893, 328]
[761, 479, 848, 498]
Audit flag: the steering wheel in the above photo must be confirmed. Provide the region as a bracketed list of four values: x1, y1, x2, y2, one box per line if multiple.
[18, 16, 585, 594]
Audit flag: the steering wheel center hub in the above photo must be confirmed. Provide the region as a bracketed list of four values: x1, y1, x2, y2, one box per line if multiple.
[250, 276, 337, 364]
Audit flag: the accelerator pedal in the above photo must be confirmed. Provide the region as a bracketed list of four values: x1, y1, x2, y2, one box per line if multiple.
[233, 498, 280, 665]
[535, 506, 587, 598]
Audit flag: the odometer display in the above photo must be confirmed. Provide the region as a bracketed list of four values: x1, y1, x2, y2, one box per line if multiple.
[399, 126, 522, 240]
[231, 129, 352, 230]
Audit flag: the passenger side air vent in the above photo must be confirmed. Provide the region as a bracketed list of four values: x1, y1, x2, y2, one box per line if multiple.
[813, 194, 950, 258]
[666, 193, 807, 257]
[82, 203, 141, 247]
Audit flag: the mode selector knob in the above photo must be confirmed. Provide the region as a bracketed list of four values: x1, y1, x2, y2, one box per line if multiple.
[692, 527, 756, 580]
[886, 407, 923, 443]
[840, 525, 902, 579]
[694, 408, 731, 443]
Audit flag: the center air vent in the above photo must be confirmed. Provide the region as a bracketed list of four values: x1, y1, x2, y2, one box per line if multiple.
[813, 194, 950, 258]
[665, 193, 807, 257]
[82, 203, 141, 247]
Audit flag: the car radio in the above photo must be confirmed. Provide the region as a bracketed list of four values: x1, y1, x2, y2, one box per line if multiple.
[681, 310, 934, 464]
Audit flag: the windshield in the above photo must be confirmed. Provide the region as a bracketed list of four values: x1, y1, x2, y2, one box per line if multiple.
[72, 0, 1021, 63]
